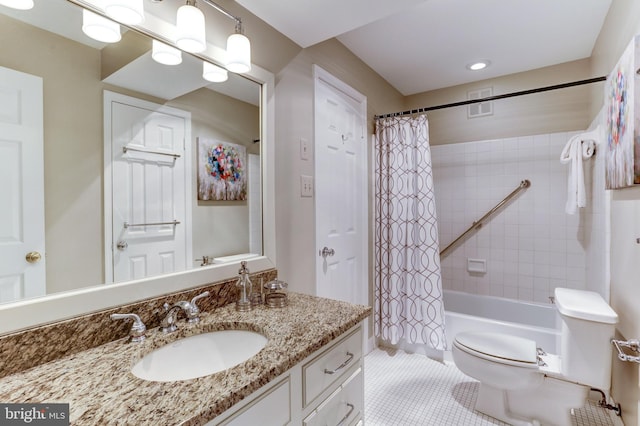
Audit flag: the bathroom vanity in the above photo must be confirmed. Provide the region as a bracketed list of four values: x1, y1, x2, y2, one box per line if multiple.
[0, 292, 370, 425]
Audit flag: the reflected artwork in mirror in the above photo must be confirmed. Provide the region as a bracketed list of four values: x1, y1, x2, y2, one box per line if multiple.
[0, 0, 263, 306]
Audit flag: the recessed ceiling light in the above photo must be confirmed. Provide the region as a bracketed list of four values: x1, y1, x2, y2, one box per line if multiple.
[467, 60, 490, 71]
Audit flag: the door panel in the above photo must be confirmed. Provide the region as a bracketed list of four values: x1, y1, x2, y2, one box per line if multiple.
[314, 68, 367, 307]
[106, 94, 190, 283]
[0, 66, 45, 302]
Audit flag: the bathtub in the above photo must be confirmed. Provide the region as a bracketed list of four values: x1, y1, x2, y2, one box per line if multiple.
[379, 290, 560, 360]
[443, 290, 559, 356]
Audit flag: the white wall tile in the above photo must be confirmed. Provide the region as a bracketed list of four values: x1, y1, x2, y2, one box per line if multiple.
[433, 130, 601, 303]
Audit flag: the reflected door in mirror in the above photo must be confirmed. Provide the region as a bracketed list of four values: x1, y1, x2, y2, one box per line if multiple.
[106, 92, 192, 282]
[0, 66, 46, 303]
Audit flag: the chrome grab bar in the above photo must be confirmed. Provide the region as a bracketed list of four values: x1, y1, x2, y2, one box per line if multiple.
[123, 145, 181, 159]
[440, 179, 531, 258]
[124, 220, 180, 229]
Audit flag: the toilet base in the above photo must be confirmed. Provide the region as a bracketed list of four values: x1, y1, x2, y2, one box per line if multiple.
[475, 383, 535, 426]
[474, 376, 589, 426]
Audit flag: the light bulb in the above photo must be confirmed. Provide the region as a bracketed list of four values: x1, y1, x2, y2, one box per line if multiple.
[82, 9, 121, 43]
[104, 0, 145, 25]
[176, 3, 206, 53]
[0, 0, 34, 10]
[152, 40, 182, 66]
[203, 62, 228, 83]
[226, 33, 251, 73]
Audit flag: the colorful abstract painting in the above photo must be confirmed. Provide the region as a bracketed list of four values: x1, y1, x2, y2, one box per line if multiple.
[198, 138, 247, 201]
[605, 36, 637, 189]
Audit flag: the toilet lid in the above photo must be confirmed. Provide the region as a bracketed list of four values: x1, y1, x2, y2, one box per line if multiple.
[454, 331, 538, 365]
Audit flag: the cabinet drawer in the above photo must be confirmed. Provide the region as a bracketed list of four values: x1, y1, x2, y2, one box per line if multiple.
[218, 377, 291, 426]
[302, 327, 362, 407]
[303, 367, 363, 426]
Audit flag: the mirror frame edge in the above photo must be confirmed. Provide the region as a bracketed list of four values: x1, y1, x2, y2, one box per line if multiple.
[0, 4, 277, 335]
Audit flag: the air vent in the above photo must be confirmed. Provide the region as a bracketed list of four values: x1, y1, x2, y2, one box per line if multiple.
[467, 87, 493, 118]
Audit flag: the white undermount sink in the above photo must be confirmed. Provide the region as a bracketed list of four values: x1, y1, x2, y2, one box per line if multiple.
[131, 330, 268, 382]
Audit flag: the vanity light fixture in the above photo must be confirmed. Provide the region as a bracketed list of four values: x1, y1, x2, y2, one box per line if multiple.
[103, 0, 145, 25]
[150, 0, 252, 73]
[82, 9, 121, 43]
[199, 0, 252, 73]
[226, 22, 251, 73]
[467, 60, 491, 71]
[152, 39, 183, 65]
[0, 0, 34, 10]
[176, 0, 206, 53]
[203, 61, 228, 82]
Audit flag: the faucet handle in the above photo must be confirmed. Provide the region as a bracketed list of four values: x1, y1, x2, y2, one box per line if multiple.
[110, 313, 146, 343]
[186, 291, 210, 323]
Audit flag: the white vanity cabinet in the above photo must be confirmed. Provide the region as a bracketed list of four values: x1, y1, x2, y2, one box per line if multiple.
[208, 323, 365, 426]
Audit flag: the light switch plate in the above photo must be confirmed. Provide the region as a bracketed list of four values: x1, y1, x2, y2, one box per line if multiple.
[300, 175, 313, 197]
[300, 138, 310, 161]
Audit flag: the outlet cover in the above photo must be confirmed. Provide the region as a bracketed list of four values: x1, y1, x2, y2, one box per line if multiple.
[301, 175, 313, 197]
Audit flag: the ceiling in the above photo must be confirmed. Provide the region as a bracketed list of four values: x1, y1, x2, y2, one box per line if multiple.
[235, 0, 613, 95]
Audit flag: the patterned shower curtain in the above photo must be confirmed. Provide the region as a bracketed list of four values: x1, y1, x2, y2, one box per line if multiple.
[374, 114, 446, 351]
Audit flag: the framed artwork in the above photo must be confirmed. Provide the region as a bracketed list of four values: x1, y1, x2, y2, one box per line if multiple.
[197, 138, 247, 201]
[604, 35, 639, 189]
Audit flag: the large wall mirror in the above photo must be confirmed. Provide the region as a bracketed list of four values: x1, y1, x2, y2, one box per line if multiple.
[0, 0, 276, 333]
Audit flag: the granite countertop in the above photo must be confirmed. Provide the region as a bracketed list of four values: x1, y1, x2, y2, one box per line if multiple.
[0, 293, 371, 425]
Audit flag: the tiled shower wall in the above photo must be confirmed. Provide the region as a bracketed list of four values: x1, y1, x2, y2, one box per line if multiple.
[431, 131, 602, 304]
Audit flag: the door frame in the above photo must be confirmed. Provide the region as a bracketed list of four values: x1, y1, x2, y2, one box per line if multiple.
[103, 90, 193, 284]
[312, 65, 368, 306]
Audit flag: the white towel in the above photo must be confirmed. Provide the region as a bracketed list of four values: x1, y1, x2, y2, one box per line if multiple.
[559, 128, 599, 214]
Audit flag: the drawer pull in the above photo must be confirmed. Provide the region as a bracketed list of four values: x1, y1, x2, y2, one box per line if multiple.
[334, 403, 355, 426]
[324, 352, 354, 375]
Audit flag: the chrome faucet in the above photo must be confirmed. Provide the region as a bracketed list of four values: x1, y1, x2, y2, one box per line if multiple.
[159, 291, 210, 333]
[111, 313, 147, 343]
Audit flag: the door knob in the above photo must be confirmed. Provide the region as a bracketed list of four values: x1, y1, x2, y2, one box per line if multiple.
[319, 247, 335, 258]
[25, 251, 41, 263]
[116, 240, 128, 251]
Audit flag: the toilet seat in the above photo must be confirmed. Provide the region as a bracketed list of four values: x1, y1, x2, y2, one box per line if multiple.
[454, 331, 539, 369]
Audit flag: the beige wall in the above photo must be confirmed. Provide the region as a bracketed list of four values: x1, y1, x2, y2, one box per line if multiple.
[169, 88, 260, 260]
[591, 0, 640, 424]
[273, 39, 405, 296]
[1, 14, 105, 293]
[405, 59, 594, 145]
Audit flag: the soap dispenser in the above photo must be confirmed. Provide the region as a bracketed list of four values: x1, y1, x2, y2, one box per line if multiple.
[235, 261, 253, 312]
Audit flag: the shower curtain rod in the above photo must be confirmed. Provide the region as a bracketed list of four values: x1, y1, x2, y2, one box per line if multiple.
[374, 76, 606, 120]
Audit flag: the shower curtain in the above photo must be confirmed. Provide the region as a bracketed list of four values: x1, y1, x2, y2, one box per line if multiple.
[374, 114, 446, 351]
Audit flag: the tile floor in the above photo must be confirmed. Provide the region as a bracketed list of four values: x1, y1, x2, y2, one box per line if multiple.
[364, 347, 615, 426]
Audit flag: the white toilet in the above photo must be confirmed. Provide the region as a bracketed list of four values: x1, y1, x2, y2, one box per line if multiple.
[452, 287, 618, 426]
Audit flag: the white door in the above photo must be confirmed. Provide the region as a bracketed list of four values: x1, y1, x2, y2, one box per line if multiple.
[314, 66, 368, 306]
[0, 66, 45, 303]
[104, 92, 192, 283]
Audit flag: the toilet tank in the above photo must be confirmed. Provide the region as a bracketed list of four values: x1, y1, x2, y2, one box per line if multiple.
[555, 288, 619, 390]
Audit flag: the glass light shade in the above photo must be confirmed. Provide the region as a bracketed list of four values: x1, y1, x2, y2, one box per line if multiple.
[175, 4, 206, 53]
[82, 9, 121, 43]
[0, 0, 33, 9]
[152, 40, 182, 66]
[104, 0, 145, 25]
[203, 62, 228, 83]
[225, 33, 251, 73]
